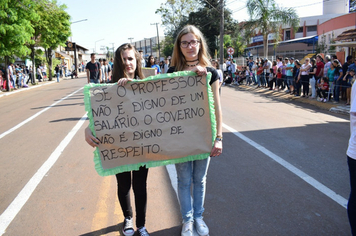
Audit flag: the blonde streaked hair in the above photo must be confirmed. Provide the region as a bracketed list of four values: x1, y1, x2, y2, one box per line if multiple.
[171, 25, 211, 71]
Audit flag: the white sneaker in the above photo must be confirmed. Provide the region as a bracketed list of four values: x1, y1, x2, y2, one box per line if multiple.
[122, 217, 134, 236]
[195, 218, 209, 236]
[181, 221, 194, 236]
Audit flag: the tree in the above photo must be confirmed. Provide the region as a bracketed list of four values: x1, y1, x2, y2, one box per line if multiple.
[36, 0, 71, 81]
[351, 0, 356, 12]
[0, 0, 38, 90]
[243, 0, 299, 58]
[155, 0, 199, 35]
[186, 0, 239, 57]
[161, 35, 175, 58]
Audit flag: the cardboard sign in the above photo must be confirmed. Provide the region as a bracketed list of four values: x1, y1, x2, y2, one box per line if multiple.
[84, 71, 216, 176]
[142, 68, 156, 78]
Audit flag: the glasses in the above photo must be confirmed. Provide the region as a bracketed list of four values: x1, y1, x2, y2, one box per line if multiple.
[180, 40, 200, 48]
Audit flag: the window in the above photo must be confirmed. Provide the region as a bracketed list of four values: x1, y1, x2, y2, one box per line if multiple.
[307, 26, 317, 32]
[297, 27, 303, 33]
[285, 30, 291, 40]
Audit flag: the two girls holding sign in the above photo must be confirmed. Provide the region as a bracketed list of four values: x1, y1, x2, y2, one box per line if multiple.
[85, 25, 223, 236]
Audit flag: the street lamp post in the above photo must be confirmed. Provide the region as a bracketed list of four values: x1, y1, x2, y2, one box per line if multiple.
[95, 39, 104, 53]
[70, 19, 87, 76]
[151, 23, 161, 60]
[128, 38, 134, 44]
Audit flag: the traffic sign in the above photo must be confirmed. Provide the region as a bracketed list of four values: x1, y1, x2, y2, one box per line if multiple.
[227, 47, 235, 55]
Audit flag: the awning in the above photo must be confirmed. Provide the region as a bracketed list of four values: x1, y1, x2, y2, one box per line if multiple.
[245, 35, 318, 50]
[330, 41, 356, 47]
[55, 51, 71, 59]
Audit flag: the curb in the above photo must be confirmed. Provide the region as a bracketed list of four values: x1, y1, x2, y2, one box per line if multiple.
[225, 84, 350, 115]
[0, 73, 86, 98]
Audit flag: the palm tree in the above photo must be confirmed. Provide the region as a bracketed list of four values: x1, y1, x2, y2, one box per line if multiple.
[243, 0, 299, 57]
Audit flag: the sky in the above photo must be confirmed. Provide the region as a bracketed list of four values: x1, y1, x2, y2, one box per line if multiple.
[58, 0, 323, 54]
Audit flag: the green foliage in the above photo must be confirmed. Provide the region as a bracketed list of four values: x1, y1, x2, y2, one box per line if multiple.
[187, 0, 239, 56]
[155, 0, 199, 35]
[161, 36, 175, 57]
[0, 0, 38, 58]
[351, 0, 356, 12]
[243, 0, 299, 57]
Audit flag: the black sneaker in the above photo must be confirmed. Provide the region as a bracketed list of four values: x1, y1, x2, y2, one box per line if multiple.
[122, 217, 134, 236]
[136, 226, 150, 236]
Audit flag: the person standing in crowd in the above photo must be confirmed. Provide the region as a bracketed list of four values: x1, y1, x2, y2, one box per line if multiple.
[333, 60, 344, 103]
[139, 50, 146, 68]
[294, 60, 302, 96]
[86, 53, 101, 84]
[55, 64, 60, 83]
[167, 25, 223, 236]
[40, 63, 47, 81]
[308, 58, 317, 99]
[37, 65, 43, 82]
[327, 62, 336, 101]
[257, 62, 264, 88]
[146, 55, 161, 74]
[323, 55, 331, 80]
[342, 56, 354, 100]
[212, 59, 224, 95]
[231, 59, 237, 84]
[105, 59, 112, 82]
[85, 43, 150, 236]
[347, 68, 356, 236]
[344, 69, 355, 105]
[285, 57, 294, 94]
[263, 58, 272, 88]
[163, 57, 170, 73]
[103, 59, 109, 83]
[299, 58, 311, 97]
[316, 54, 325, 80]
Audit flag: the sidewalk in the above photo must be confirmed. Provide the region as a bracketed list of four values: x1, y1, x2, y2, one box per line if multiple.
[0, 72, 86, 98]
[226, 83, 350, 115]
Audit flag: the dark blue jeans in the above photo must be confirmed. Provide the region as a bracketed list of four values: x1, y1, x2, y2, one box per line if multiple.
[348, 156, 356, 236]
[334, 79, 341, 102]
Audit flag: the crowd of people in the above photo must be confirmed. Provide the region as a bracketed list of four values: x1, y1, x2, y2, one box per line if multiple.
[0, 61, 92, 91]
[222, 55, 356, 105]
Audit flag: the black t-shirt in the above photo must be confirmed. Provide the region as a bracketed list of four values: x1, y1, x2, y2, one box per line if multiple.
[167, 66, 219, 86]
[309, 65, 316, 79]
[86, 61, 101, 81]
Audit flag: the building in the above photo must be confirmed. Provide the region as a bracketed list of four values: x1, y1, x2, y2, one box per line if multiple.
[244, 0, 355, 62]
[132, 36, 165, 61]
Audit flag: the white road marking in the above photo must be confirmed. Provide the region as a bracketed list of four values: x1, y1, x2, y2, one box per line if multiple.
[0, 87, 83, 140]
[0, 113, 88, 236]
[222, 123, 348, 208]
[166, 123, 348, 211]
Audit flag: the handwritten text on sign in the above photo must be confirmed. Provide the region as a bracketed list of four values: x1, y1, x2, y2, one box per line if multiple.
[89, 73, 213, 171]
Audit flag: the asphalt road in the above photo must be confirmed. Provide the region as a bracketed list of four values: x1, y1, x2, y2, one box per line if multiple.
[0, 74, 352, 236]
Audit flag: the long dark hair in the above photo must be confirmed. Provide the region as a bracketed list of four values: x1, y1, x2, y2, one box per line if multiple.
[112, 43, 144, 83]
[146, 55, 154, 67]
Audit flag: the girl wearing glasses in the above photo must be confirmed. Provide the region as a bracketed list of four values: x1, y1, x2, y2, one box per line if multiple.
[167, 25, 223, 236]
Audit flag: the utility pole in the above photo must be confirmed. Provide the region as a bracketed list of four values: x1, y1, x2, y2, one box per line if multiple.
[219, 0, 224, 70]
[151, 23, 161, 60]
[110, 43, 115, 58]
[128, 37, 134, 44]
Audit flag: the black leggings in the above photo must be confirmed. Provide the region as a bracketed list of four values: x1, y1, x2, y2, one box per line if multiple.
[301, 75, 310, 96]
[115, 166, 148, 228]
